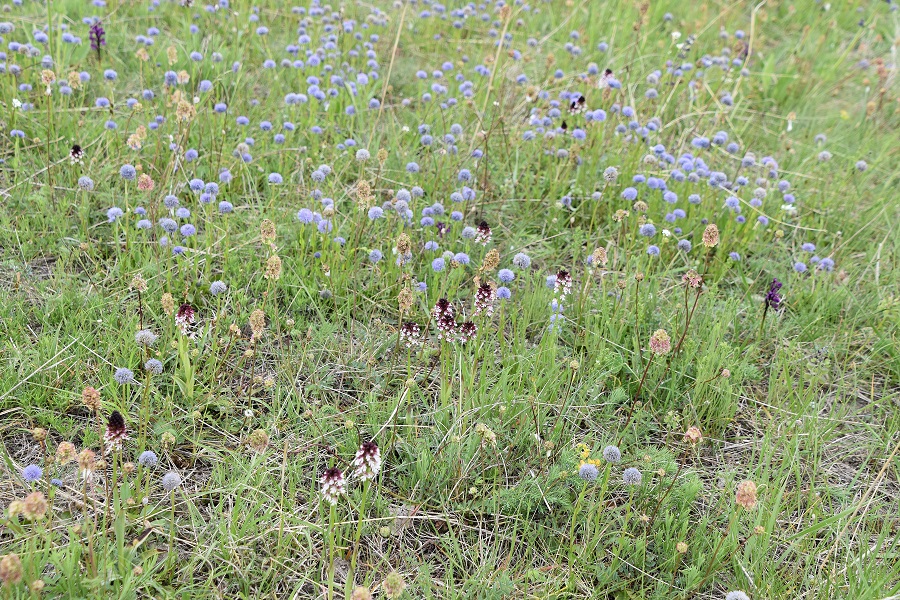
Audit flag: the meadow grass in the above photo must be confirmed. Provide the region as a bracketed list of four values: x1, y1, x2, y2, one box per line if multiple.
[1, 0, 899, 598]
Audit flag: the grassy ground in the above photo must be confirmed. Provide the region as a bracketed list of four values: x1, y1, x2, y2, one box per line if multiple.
[1, 0, 899, 598]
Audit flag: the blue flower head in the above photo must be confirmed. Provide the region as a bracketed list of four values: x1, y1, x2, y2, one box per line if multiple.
[23, 464, 43, 482]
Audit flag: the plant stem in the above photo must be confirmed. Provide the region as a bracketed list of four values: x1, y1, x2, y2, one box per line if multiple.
[700, 509, 739, 584]
[618, 354, 654, 444]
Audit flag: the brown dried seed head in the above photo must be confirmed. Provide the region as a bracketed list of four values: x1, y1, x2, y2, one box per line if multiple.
[161, 293, 175, 315]
[82, 386, 101, 411]
[702, 223, 720, 248]
[259, 219, 276, 243]
[735, 480, 758, 510]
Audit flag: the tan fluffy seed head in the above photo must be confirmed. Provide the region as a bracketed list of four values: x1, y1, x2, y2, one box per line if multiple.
[249, 309, 266, 338]
[259, 219, 276, 244]
[56, 442, 77, 463]
[82, 386, 101, 412]
[0, 553, 23, 586]
[702, 224, 720, 248]
[264, 255, 282, 281]
[130, 274, 148, 293]
[161, 293, 175, 315]
[481, 248, 500, 272]
[22, 491, 48, 520]
[649, 329, 671, 356]
[398, 288, 414, 313]
[735, 480, 758, 510]
[396, 233, 411, 255]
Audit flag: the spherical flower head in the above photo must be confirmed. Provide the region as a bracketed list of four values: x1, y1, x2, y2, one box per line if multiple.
[578, 463, 599, 482]
[22, 464, 43, 483]
[682, 269, 702, 288]
[259, 219, 276, 243]
[120, 164, 137, 180]
[114, 367, 135, 384]
[162, 471, 182, 492]
[107, 207, 124, 222]
[320, 467, 346, 505]
[639, 223, 656, 237]
[735, 480, 758, 510]
[77, 448, 96, 475]
[382, 572, 406, 600]
[137, 173, 154, 192]
[684, 426, 703, 445]
[130, 274, 148, 293]
[82, 386, 101, 411]
[135, 329, 158, 347]
[144, 358, 163, 374]
[22, 491, 48, 520]
[602, 445, 621, 463]
[512, 252, 531, 269]
[355, 148, 370, 162]
[297, 208, 314, 224]
[138, 450, 158, 467]
[210, 281, 227, 295]
[623, 467, 642, 486]
[264, 255, 282, 280]
[351, 441, 381, 481]
[350, 586, 373, 600]
[649, 329, 671, 356]
[725, 592, 750, 600]
[0, 553, 24, 586]
[676, 541, 688, 554]
[247, 429, 270, 453]
[817, 257, 835, 272]
[702, 223, 719, 248]
[497, 268, 515, 283]
[55, 442, 77, 464]
[590, 247, 608, 267]
[78, 176, 95, 191]
[603, 166, 619, 181]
